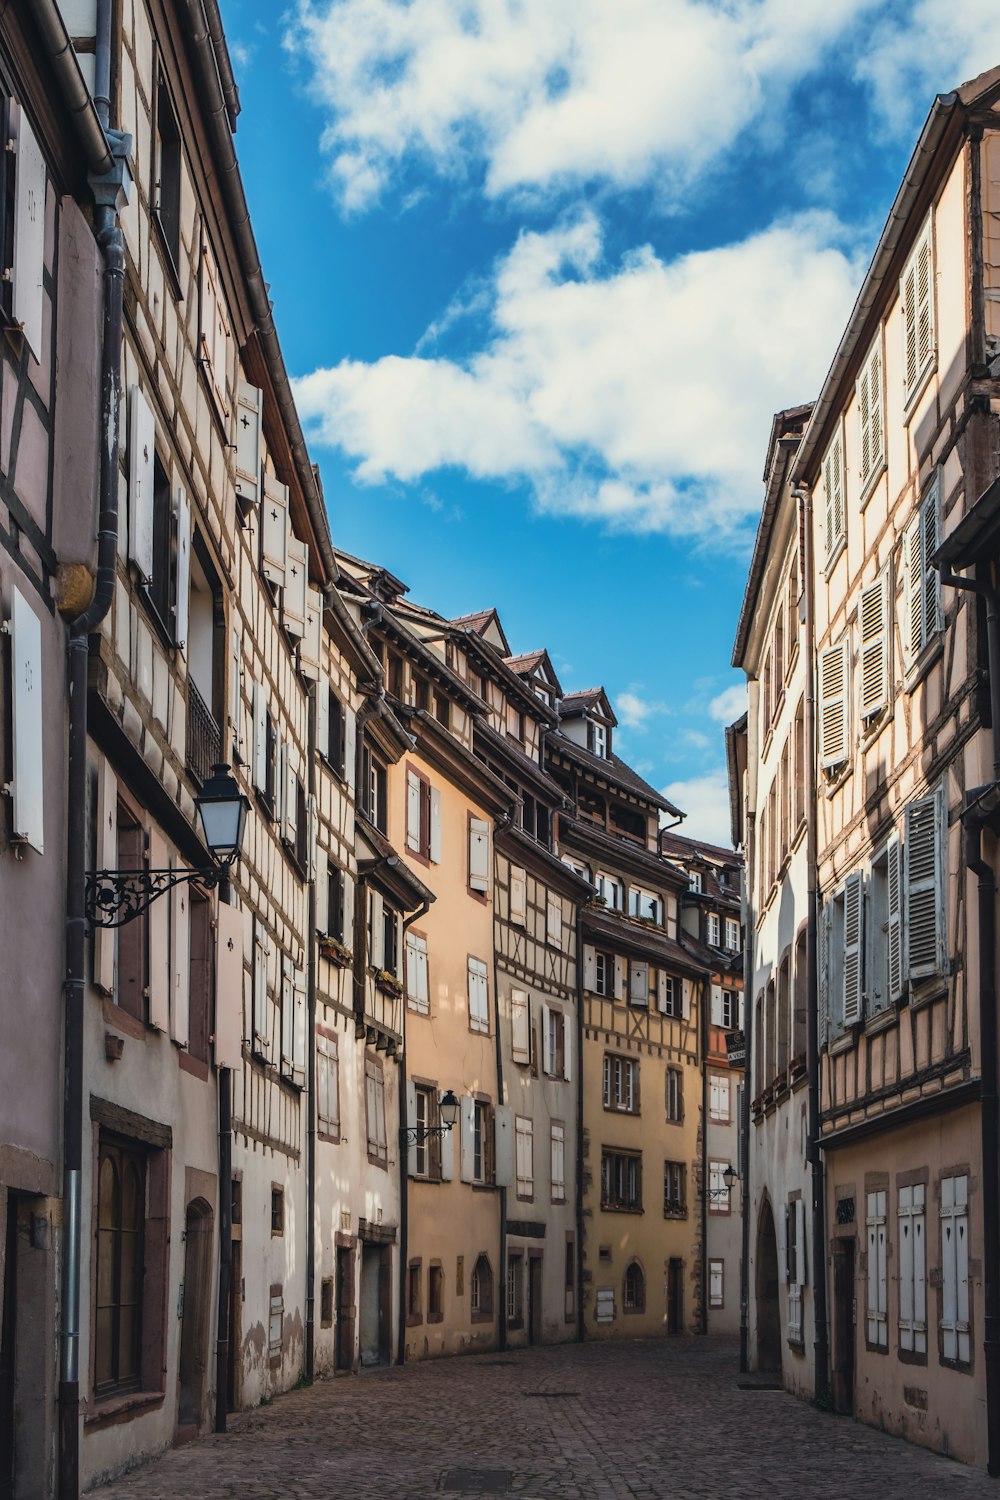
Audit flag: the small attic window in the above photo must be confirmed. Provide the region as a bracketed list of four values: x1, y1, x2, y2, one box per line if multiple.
[589, 719, 608, 758]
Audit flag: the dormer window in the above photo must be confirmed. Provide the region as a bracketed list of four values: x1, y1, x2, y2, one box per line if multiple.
[590, 720, 607, 758]
[689, 872, 702, 894]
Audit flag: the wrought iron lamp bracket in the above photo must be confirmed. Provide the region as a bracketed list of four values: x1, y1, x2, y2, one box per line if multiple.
[86, 863, 228, 929]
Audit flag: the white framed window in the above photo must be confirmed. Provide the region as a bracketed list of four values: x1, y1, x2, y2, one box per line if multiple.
[822, 425, 846, 563]
[666, 1068, 683, 1123]
[710, 985, 738, 1029]
[898, 1183, 927, 1355]
[628, 888, 662, 923]
[406, 931, 429, 1014]
[603, 1054, 638, 1113]
[689, 871, 702, 894]
[708, 1160, 730, 1215]
[595, 872, 622, 910]
[660, 975, 681, 1019]
[857, 332, 885, 496]
[590, 720, 607, 758]
[507, 1254, 524, 1321]
[707, 912, 721, 947]
[541, 1003, 569, 1080]
[550, 1123, 566, 1203]
[819, 637, 850, 770]
[940, 1173, 970, 1363]
[709, 1073, 730, 1123]
[901, 477, 942, 675]
[724, 917, 740, 952]
[901, 215, 935, 407]
[663, 1160, 685, 1217]
[468, 956, 490, 1034]
[594, 951, 613, 997]
[515, 1116, 533, 1199]
[866, 1189, 888, 1348]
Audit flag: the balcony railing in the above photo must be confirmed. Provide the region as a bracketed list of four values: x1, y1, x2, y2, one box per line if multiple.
[187, 678, 221, 786]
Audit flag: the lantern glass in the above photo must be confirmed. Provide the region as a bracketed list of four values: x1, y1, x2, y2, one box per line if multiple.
[196, 765, 248, 862]
[439, 1089, 460, 1130]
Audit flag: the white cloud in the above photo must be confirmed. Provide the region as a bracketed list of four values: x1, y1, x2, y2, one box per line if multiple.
[662, 769, 734, 849]
[293, 210, 861, 542]
[855, 4, 1000, 135]
[615, 690, 664, 731]
[709, 684, 747, 724]
[286, 0, 879, 211]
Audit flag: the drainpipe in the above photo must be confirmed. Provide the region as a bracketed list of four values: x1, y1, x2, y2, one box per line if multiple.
[214, 1062, 232, 1431]
[700, 973, 709, 1335]
[305, 686, 318, 1382]
[488, 810, 515, 1353]
[574, 901, 586, 1343]
[396, 897, 431, 1368]
[799, 485, 830, 1404]
[739, 819, 755, 1374]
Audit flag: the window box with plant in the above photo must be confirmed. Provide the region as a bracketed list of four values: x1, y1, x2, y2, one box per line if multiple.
[371, 967, 403, 998]
[319, 934, 352, 966]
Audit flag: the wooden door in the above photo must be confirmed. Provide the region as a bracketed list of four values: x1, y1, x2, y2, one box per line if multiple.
[336, 1246, 355, 1371]
[667, 1259, 683, 1334]
[833, 1240, 856, 1415]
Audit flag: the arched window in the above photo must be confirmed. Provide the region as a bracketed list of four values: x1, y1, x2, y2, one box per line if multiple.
[470, 1253, 493, 1320]
[623, 1260, 645, 1314]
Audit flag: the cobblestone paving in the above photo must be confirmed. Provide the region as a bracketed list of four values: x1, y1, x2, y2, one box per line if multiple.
[96, 1337, 997, 1499]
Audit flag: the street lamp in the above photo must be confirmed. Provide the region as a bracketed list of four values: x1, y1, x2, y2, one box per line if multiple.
[705, 1164, 741, 1200]
[401, 1088, 461, 1144]
[86, 764, 250, 928]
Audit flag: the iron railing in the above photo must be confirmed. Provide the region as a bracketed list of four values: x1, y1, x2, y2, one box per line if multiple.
[187, 677, 221, 786]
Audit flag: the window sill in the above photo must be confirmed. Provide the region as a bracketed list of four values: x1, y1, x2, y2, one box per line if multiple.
[601, 1204, 643, 1215]
[151, 212, 183, 301]
[821, 762, 852, 798]
[864, 1005, 897, 1036]
[860, 707, 891, 749]
[908, 975, 947, 1010]
[470, 1309, 494, 1324]
[663, 1210, 688, 1221]
[824, 534, 846, 580]
[903, 356, 937, 423]
[85, 1390, 164, 1429]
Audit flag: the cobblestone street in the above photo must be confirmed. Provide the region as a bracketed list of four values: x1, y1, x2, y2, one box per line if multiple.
[95, 1337, 997, 1500]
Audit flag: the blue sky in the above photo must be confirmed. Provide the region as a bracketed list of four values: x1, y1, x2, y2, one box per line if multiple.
[219, 0, 999, 845]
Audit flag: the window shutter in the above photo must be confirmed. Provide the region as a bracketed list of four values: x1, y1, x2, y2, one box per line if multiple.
[819, 638, 849, 768]
[468, 957, 489, 1031]
[172, 486, 192, 650]
[494, 1105, 514, 1188]
[171, 881, 190, 1047]
[899, 1184, 914, 1348]
[563, 1013, 573, 1083]
[857, 337, 884, 491]
[858, 574, 888, 719]
[901, 510, 923, 673]
[866, 1189, 887, 1346]
[796, 1197, 807, 1287]
[215, 900, 245, 1069]
[469, 816, 490, 891]
[406, 770, 422, 852]
[368, 889, 383, 971]
[315, 684, 330, 767]
[615, 955, 626, 1002]
[251, 683, 267, 790]
[905, 789, 943, 980]
[629, 960, 648, 1007]
[710, 984, 723, 1027]
[284, 536, 308, 638]
[283, 746, 297, 845]
[460, 1095, 476, 1183]
[511, 988, 530, 1063]
[230, 627, 244, 763]
[93, 761, 117, 994]
[306, 793, 317, 881]
[901, 253, 918, 397]
[915, 228, 934, 377]
[262, 474, 288, 586]
[8, 586, 44, 852]
[541, 1002, 553, 1074]
[12, 106, 45, 359]
[785, 1202, 795, 1285]
[292, 967, 307, 1086]
[234, 380, 263, 507]
[405, 1081, 418, 1177]
[941, 1175, 970, 1361]
[253, 921, 269, 1056]
[315, 849, 329, 936]
[147, 828, 170, 1030]
[280, 954, 294, 1074]
[342, 874, 355, 950]
[344, 705, 357, 794]
[128, 386, 155, 582]
[510, 866, 527, 926]
[657, 969, 668, 1013]
[582, 946, 596, 991]
[681, 977, 692, 1020]
[818, 901, 830, 1048]
[301, 588, 322, 681]
[823, 431, 844, 559]
[842, 870, 863, 1026]
[921, 480, 941, 641]
[902, 220, 935, 401]
[885, 831, 903, 1004]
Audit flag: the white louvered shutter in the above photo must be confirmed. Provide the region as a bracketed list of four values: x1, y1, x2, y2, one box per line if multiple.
[171, 880, 190, 1047]
[901, 510, 923, 673]
[301, 588, 322, 680]
[262, 474, 288, 587]
[469, 817, 490, 891]
[284, 535, 308, 638]
[886, 832, 903, 1005]
[215, 900, 245, 1069]
[128, 386, 155, 581]
[235, 380, 263, 507]
[406, 769, 421, 852]
[921, 482, 941, 642]
[280, 954, 294, 1075]
[819, 638, 849, 768]
[230, 627, 244, 763]
[253, 922, 269, 1056]
[823, 430, 845, 560]
[147, 828, 170, 1030]
[511, 988, 530, 1063]
[174, 486, 191, 651]
[252, 681, 267, 790]
[905, 789, 943, 981]
[858, 575, 888, 720]
[842, 871, 863, 1026]
[12, 107, 45, 359]
[902, 220, 935, 402]
[9, 586, 44, 852]
[292, 967, 307, 1086]
[857, 336, 884, 492]
[510, 866, 527, 925]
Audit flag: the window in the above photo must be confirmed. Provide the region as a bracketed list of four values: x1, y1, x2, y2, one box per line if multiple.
[506, 700, 524, 742]
[365, 1056, 387, 1166]
[412, 1086, 441, 1180]
[709, 1074, 730, 1123]
[902, 479, 942, 674]
[199, 240, 231, 419]
[147, 451, 179, 636]
[786, 1197, 806, 1343]
[95, 1139, 145, 1395]
[940, 1174, 970, 1364]
[361, 744, 387, 832]
[711, 986, 739, 1029]
[602, 1150, 642, 1211]
[153, 75, 181, 271]
[407, 1261, 422, 1323]
[320, 1278, 334, 1328]
[470, 1254, 493, 1321]
[857, 332, 885, 495]
[515, 1116, 533, 1199]
[507, 1254, 524, 1323]
[434, 692, 450, 729]
[406, 766, 439, 862]
[406, 931, 429, 1014]
[623, 1261, 645, 1314]
[822, 426, 845, 563]
[188, 891, 212, 1064]
[627, 959, 649, 1008]
[115, 800, 147, 1022]
[468, 957, 490, 1034]
[660, 975, 681, 1019]
[707, 912, 721, 947]
[271, 1185, 284, 1236]
[472, 1099, 493, 1185]
[666, 1068, 683, 1123]
[428, 1264, 444, 1322]
[603, 1054, 638, 1113]
[866, 1189, 888, 1349]
[708, 1161, 731, 1215]
[709, 1260, 724, 1310]
[901, 216, 935, 405]
[589, 720, 607, 758]
[629, 888, 662, 923]
[663, 1160, 686, 1218]
[322, 692, 346, 777]
[469, 816, 490, 893]
[595, 872, 622, 910]
[317, 1032, 340, 1141]
[689, 871, 702, 894]
[542, 1005, 567, 1078]
[724, 917, 740, 953]
[594, 951, 614, 997]
[382, 907, 400, 978]
[898, 1183, 927, 1355]
[550, 1123, 566, 1203]
[819, 637, 850, 771]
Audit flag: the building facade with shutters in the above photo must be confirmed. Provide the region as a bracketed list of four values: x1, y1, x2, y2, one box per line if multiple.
[547, 695, 708, 1337]
[731, 405, 818, 1397]
[791, 69, 1000, 1467]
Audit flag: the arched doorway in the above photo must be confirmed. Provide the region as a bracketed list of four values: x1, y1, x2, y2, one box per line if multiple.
[755, 1200, 781, 1371]
[178, 1198, 214, 1432]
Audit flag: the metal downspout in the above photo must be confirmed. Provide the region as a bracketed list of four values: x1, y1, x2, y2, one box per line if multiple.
[305, 686, 318, 1382]
[490, 822, 508, 1354]
[214, 1062, 232, 1432]
[739, 822, 755, 1374]
[574, 900, 586, 1343]
[700, 970, 709, 1335]
[801, 486, 830, 1403]
[397, 897, 431, 1367]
